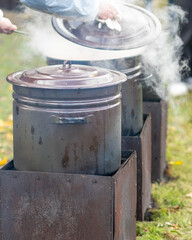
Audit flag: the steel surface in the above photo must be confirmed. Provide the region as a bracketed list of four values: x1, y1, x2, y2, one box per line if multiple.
[122, 115, 152, 220]
[47, 56, 143, 136]
[8, 65, 126, 175]
[0, 168, 113, 240]
[114, 152, 137, 240]
[0, 152, 137, 240]
[143, 100, 168, 182]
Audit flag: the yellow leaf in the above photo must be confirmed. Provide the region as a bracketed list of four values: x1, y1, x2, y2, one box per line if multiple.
[169, 161, 183, 166]
[0, 157, 8, 166]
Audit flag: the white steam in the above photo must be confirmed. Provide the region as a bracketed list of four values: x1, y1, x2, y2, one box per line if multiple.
[20, 2, 188, 99]
[141, 4, 189, 99]
[21, 5, 148, 61]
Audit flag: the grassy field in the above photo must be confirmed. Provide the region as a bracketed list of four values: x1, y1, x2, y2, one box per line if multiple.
[0, 10, 45, 161]
[0, 8, 192, 239]
[137, 94, 192, 239]
[0, 36, 45, 161]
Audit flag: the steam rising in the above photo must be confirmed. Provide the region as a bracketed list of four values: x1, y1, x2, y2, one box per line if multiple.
[22, 5, 149, 61]
[21, 1, 188, 99]
[141, 4, 189, 99]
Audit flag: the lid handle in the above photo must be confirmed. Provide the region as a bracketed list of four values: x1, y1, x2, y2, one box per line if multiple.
[63, 60, 72, 72]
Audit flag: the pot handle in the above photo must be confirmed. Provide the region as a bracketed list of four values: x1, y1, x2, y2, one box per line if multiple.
[49, 115, 93, 125]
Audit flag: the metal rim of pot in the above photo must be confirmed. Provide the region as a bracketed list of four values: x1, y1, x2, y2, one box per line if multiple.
[7, 64, 127, 90]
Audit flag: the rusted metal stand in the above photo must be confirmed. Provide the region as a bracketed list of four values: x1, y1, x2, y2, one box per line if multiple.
[0, 152, 137, 240]
[143, 100, 168, 182]
[122, 115, 152, 221]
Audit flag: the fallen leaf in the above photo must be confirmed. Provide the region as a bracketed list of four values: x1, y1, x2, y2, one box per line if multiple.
[0, 157, 8, 166]
[164, 231, 178, 239]
[169, 161, 183, 166]
[165, 205, 180, 213]
[171, 205, 180, 212]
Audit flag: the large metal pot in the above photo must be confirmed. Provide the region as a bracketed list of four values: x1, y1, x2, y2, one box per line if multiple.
[45, 3, 161, 136]
[91, 57, 143, 136]
[47, 57, 143, 136]
[7, 64, 127, 175]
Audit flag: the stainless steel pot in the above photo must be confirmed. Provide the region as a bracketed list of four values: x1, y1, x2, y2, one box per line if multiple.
[47, 57, 143, 136]
[7, 64, 127, 175]
[89, 57, 143, 136]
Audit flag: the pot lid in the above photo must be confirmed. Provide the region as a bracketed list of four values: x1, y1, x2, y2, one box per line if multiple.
[52, 3, 161, 51]
[7, 64, 127, 89]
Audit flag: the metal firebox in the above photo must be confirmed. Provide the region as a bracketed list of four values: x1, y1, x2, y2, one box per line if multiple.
[143, 101, 168, 182]
[141, 71, 167, 182]
[122, 115, 152, 220]
[1, 152, 137, 240]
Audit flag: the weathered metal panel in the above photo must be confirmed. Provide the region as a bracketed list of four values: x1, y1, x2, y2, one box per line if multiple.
[0, 152, 137, 239]
[143, 100, 168, 182]
[122, 115, 152, 221]
[140, 115, 152, 219]
[0, 169, 113, 240]
[161, 100, 168, 179]
[114, 151, 137, 240]
[13, 98, 122, 175]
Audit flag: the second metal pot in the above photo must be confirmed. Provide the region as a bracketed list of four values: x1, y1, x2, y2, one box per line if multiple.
[47, 57, 143, 136]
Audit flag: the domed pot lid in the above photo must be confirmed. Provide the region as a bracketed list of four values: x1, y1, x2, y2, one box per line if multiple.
[52, 3, 161, 51]
[7, 63, 127, 89]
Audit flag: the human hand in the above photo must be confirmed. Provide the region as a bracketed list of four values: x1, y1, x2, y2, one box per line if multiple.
[0, 17, 17, 34]
[98, 2, 119, 20]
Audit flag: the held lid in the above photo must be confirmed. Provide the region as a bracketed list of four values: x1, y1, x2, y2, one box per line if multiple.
[52, 3, 161, 51]
[7, 63, 127, 89]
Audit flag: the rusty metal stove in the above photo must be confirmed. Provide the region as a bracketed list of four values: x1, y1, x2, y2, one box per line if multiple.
[141, 72, 168, 182]
[0, 152, 137, 240]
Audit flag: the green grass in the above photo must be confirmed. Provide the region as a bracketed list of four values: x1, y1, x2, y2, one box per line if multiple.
[0, 21, 45, 160]
[137, 94, 192, 239]
[0, 9, 192, 239]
